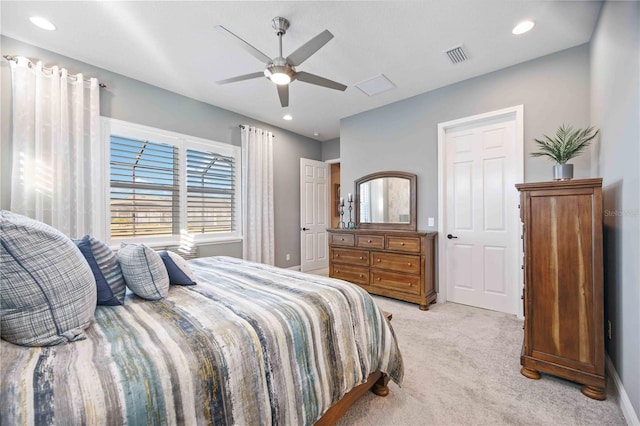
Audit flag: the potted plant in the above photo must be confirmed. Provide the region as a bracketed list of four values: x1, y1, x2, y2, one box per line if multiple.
[531, 124, 600, 180]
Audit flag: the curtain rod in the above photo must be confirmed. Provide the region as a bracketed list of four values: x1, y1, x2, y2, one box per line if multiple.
[3, 54, 107, 88]
[239, 124, 275, 136]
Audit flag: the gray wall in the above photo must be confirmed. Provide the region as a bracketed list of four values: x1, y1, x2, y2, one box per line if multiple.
[0, 36, 321, 268]
[321, 137, 340, 161]
[341, 44, 592, 231]
[591, 1, 640, 416]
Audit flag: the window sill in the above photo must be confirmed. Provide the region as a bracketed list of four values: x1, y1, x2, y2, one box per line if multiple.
[109, 236, 243, 251]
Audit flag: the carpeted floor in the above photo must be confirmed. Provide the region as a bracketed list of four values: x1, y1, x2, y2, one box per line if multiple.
[337, 295, 627, 426]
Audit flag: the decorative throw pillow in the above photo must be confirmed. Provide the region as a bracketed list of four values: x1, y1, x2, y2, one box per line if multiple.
[159, 251, 197, 285]
[0, 210, 97, 346]
[118, 243, 169, 300]
[74, 235, 126, 306]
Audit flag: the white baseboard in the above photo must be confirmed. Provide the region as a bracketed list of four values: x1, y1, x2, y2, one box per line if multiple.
[606, 354, 640, 425]
[287, 265, 301, 271]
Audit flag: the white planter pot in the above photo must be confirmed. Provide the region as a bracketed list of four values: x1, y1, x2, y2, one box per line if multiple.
[553, 164, 574, 180]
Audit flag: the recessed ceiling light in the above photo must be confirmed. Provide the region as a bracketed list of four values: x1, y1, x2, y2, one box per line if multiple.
[313, 132, 319, 137]
[30, 16, 56, 31]
[512, 21, 535, 35]
[283, 114, 292, 121]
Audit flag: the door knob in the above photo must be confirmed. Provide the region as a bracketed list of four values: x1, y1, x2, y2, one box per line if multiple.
[447, 234, 458, 239]
[301, 227, 310, 231]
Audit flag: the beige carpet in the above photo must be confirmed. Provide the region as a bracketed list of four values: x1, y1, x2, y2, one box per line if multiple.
[336, 296, 627, 426]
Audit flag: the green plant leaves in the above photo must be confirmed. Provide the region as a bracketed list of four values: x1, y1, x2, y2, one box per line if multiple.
[531, 124, 600, 164]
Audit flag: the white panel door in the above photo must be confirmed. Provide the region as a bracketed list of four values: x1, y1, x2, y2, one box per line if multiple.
[300, 158, 329, 272]
[445, 116, 519, 314]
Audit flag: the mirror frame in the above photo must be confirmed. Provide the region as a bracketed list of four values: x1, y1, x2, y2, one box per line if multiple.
[355, 171, 417, 231]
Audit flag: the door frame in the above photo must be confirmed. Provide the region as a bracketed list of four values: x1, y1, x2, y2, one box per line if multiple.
[324, 157, 342, 231]
[437, 105, 524, 318]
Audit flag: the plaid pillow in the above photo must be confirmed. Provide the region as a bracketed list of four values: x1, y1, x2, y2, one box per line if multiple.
[118, 243, 169, 300]
[74, 236, 126, 306]
[0, 211, 97, 346]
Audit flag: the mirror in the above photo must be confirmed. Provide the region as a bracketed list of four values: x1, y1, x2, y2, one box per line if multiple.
[355, 171, 417, 230]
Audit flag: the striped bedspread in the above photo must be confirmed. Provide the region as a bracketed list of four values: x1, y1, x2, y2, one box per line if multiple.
[1, 256, 403, 425]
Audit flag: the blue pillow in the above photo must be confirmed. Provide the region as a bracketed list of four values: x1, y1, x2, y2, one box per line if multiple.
[159, 251, 197, 285]
[74, 236, 125, 306]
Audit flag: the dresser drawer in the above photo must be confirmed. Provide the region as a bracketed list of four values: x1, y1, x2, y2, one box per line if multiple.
[330, 233, 355, 246]
[330, 264, 369, 286]
[356, 235, 385, 249]
[386, 236, 421, 253]
[372, 252, 421, 274]
[372, 270, 421, 295]
[331, 248, 369, 266]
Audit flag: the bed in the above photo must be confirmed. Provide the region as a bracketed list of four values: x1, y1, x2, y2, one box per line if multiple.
[0, 256, 403, 425]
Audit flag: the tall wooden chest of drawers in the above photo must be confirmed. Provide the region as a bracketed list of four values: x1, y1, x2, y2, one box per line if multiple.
[516, 178, 605, 400]
[327, 229, 437, 310]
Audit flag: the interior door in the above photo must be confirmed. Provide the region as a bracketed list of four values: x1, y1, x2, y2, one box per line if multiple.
[444, 115, 520, 314]
[300, 158, 329, 272]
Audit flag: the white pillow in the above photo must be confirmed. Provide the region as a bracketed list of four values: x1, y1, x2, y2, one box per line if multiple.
[118, 243, 169, 300]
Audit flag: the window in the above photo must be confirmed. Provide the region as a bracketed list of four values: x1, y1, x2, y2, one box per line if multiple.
[102, 119, 241, 245]
[110, 136, 179, 238]
[186, 149, 236, 234]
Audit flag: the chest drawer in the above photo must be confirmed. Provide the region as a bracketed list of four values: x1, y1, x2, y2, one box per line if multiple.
[386, 236, 421, 253]
[371, 252, 421, 274]
[356, 235, 385, 249]
[330, 264, 369, 286]
[330, 233, 355, 247]
[331, 248, 369, 266]
[372, 270, 421, 295]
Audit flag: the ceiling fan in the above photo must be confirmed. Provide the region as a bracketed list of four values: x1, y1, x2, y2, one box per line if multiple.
[215, 17, 347, 108]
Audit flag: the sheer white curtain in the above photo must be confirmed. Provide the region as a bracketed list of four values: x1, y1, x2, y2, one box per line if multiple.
[241, 125, 275, 265]
[9, 57, 101, 238]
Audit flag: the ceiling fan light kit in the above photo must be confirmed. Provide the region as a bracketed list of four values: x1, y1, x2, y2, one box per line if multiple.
[216, 16, 347, 107]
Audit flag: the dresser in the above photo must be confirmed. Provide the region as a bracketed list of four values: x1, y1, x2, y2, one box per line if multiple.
[327, 228, 437, 310]
[516, 178, 605, 400]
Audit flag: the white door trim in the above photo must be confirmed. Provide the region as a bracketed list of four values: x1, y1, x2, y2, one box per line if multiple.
[437, 105, 524, 318]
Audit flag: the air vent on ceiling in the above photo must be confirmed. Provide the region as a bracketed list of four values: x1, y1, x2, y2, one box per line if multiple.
[445, 45, 469, 64]
[354, 74, 397, 96]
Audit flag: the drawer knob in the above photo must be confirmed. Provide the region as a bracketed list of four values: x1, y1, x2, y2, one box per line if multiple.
[359, 256, 363, 260]
[401, 242, 405, 246]
[407, 263, 412, 266]
[377, 277, 381, 281]
[367, 239, 372, 243]
[336, 270, 340, 273]
[359, 274, 363, 278]
[341, 238, 344, 241]
[407, 283, 411, 286]
[335, 254, 340, 258]
[377, 259, 381, 263]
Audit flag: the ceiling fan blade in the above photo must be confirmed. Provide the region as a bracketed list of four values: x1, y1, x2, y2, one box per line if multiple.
[277, 84, 289, 108]
[286, 30, 334, 66]
[217, 72, 265, 85]
[215, 25, 272, 64]
[296, 71, 347, 91]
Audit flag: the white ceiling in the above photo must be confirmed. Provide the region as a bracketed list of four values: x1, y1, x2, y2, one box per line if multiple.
[1, 1, 601, 141]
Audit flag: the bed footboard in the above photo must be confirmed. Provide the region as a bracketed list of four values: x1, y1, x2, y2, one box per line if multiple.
[315, 371, 389, 425]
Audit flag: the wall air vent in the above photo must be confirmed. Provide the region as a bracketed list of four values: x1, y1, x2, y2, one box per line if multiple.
[445, 45, 469, 64]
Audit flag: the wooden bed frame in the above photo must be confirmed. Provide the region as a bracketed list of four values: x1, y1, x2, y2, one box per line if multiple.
[316, 310, 393, 425]
[315, 371, 390, 425]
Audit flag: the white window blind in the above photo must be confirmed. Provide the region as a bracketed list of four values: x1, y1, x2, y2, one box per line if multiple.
[186, 149, 236, 234]
[110, 135, 179, 238]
